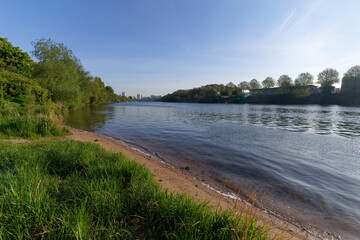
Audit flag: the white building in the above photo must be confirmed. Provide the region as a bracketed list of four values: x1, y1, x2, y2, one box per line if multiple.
[122, 92, 126, 97]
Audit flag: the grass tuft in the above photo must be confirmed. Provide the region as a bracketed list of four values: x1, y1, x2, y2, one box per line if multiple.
[0, 101, 67, 139]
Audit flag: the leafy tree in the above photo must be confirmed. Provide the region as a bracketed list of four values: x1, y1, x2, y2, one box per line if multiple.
[343, 65, 360, 78]
[76, 66, 94, 105]
[238, 81, 250, 91]
[226, 82, 236, 88]
[31, 38, 82, 107]
[0, 37, 34, 77]
[295, 72, 314, 86]
[0, 69, 49, 104]
[262, 77, 275, 89]
[89, 77, 108, 104]
[341, 66, 360, 99]
[277, 75, 293, 94]
[293, 86, 310, 98]
[249, 79, 261, 89]
[201, 88, 217, 103]
[225, 82, 237, 95]
[317, 68, 339, 94]
[105, 86, 114, 94]
[277, 75, 293, 88]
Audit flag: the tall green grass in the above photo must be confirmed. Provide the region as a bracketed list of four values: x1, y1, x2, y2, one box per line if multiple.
[0, 140, 270, 239]
[0, 101, 67, 138]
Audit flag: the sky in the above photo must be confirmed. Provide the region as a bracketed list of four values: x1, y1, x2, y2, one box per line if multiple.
[1, 0, 360, 96]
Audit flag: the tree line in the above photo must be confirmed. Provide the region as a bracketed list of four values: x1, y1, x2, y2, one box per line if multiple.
[162, 66, 360, 105]
[0, 37, 127, 110]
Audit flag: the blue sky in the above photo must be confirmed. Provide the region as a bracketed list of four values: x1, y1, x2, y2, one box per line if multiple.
[1, 0, 360, 96]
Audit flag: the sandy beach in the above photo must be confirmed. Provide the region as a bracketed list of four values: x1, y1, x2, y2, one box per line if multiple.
[65, 128, 329, 240]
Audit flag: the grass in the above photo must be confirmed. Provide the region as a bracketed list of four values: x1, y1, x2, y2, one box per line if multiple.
[0, 100, 68, 139]
[0, 140, 271, 239]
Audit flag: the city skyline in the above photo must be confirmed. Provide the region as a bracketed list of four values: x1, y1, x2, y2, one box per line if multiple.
[2, 0, 360, 96]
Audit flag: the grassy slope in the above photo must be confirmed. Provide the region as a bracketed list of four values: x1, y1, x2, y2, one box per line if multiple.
[0, 140, 270, 240]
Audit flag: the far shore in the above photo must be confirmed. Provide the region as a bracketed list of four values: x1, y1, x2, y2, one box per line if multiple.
[66, 128, 325, 240]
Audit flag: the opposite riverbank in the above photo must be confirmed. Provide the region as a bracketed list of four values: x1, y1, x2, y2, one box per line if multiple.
[66, 128, 324, 240]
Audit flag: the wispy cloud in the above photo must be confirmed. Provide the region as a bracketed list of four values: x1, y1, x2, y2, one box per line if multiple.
[278, 10, 296, 32]
[327, 52, 360, 68]
[297, 0, 323, 24]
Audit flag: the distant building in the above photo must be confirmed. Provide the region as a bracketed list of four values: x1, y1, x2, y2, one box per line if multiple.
[333, 88, 341, 94]
[122, 92, 126, 97]
[249, 85, 321, 96]
[137, 94, 142, 100]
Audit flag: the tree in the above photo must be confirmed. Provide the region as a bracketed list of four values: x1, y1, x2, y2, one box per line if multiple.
[31, 38, 82, 106]
[277, 75, 293, 88]
[343, 65, 360, 78]
[295, 72, 314, 86]
[277, 75, 293, 94]
[249, 79, 261, 89]
[341, 66, 360, 96]
[317, 68, 339, 94]
[226, 82, 236, 88]
[0, 37, 34, 77]
[105, 86, 114, 94]
[238, 81, 250, 91]
[262, 77, 275, 88]
[225, 82, 237, 96]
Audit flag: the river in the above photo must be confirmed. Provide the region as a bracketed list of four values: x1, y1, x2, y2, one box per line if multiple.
[64, 102, 360, 239]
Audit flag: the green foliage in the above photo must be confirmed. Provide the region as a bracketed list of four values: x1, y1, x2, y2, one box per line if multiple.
[0, 37, 34, 77]
[292, 86, 310, 98]
[0, 69, 49, 104]
[277, 75, 293, 94]
[162, 84, 244, 103]
[295, 72, 314, 86]
[340, 66, 360, 105]
[343, 65, 360, 78]
[262, 77, 275, 89]
[0, 140, 270, 239]
[0, 101, 67, 138]
[249, 79, 262, 89]
[239, 81, 250, 91]
[317, 68, 339, 94]
[32, 38, 82, 106]
[31, 38, 126, 108]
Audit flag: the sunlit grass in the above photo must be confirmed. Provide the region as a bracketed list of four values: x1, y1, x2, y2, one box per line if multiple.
[0, 101, 67, 139]
[0, 140, 272, 239]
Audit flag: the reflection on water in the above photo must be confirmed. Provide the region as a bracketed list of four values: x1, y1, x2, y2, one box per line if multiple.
[64, 105, 114, 131]
[177, 104, 360, 138]
[64, 103, 360, 239]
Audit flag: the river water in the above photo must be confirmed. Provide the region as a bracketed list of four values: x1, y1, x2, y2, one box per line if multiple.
[64, 102, 360, 239]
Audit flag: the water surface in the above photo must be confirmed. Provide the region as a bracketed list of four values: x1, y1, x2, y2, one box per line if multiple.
[65, 103, 360, 239]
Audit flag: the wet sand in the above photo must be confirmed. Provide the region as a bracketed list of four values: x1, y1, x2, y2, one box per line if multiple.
[66, 128, 326, 240]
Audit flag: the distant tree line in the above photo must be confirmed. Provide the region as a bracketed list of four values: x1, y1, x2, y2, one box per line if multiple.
[162, 67, 360, 106]
[0, 37, 127, 110]
[161, 82, 244, 103]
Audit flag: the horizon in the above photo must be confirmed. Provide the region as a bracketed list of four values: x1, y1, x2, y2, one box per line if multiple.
[2, 0, 360, 96]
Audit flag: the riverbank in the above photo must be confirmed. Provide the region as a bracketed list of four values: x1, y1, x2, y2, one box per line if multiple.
[1, 136, 272, 239]
[66, 128, 323, 240]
